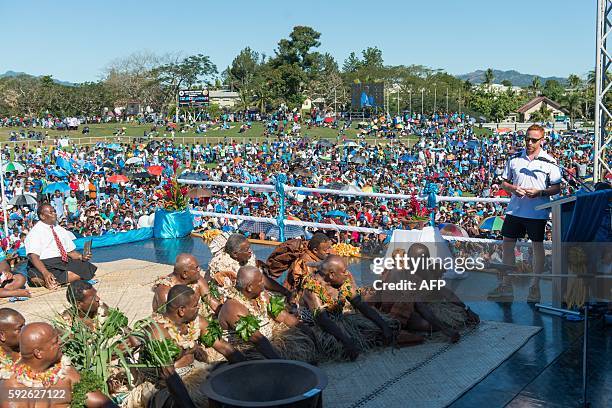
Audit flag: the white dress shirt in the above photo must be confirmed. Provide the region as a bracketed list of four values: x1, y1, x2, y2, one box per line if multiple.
[24, 221, 76, 260]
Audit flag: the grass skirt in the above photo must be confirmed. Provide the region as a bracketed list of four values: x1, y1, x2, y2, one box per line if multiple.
[237, 313, 399, 364]
[120, 361, 222, 408]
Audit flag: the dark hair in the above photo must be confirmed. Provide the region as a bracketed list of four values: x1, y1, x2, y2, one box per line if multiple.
[66, 280, 94, 305]
[36, 202, 52, 218]
[166, 285, 195, 311]
[225, 233, 248, 255]
[308, 232, 331, 251]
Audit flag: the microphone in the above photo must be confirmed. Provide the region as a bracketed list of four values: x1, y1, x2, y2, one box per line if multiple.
[535, 157, 593, 192]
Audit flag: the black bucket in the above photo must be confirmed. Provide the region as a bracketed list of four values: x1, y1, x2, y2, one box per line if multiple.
[202, 359, 328, 408]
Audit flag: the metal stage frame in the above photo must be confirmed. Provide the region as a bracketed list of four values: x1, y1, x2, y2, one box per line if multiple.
[594, 0, 612, 182]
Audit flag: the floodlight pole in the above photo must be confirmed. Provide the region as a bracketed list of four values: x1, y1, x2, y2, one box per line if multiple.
[409, 89, 412, 115]
[421, 89, 424, 115]
[397, 89, 400, 116]
[593, 0, 612, 182]
[446, 87, 449, 113]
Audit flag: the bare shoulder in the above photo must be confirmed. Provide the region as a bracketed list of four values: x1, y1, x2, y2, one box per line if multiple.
[218, 299, 248, 328]
[64, 365, 81, 385]
[197, 276, 210, 292]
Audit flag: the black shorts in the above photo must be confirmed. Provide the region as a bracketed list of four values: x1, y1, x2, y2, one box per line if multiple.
[501, 214, 547, 242]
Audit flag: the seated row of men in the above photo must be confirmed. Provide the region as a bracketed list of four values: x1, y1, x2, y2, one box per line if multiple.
[0, 232, 478, 407]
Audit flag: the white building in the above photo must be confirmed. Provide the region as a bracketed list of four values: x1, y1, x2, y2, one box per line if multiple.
[209, 90, 240, 108]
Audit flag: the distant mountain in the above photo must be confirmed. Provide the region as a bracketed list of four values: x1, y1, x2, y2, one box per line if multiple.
[456, 69, 567, 87]
[0, 70, 75, 86]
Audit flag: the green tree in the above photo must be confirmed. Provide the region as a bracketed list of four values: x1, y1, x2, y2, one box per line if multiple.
[562, 92, 582, 128]
[154, 54, 218, 113]
[361, 47, 384, 69]
[530, 76, 541, 96]
[567, 74, 582, 90]
[529, 105, 552, 122]
[483, 68, 494, 89]
[226, 47, 261, 109]
[501, 79, 512, 87]
[342, 52, 361, 73]
[542, 80, 564, 101]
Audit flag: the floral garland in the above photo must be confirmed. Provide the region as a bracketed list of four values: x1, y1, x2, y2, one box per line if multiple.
[0, 347, 15, 379]
[152, 314, 201, 350]
[13, 356, 72, 387]
[303, 276, 357, 313]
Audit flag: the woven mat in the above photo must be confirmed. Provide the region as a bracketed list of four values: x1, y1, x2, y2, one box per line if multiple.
[322, 321, 541, 408]
[1, 259, 171, 322]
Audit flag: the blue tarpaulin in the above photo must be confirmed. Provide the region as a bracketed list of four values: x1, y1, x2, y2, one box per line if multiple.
[153, 209, 194, 238]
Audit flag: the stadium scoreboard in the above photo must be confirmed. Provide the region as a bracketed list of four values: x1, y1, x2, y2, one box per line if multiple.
[178, 89, 210, 107]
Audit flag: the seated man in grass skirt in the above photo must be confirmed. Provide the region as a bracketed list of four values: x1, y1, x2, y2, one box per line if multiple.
[299, 255, 395, 362]
[364, 246, 468, 344]
[0, 322, 115, 408]
[152, 254, 220, 316]
[406, 244, 479, 335]
[207, 234, 291, 302]
[124, 285, 245, 408]
[0, 308, 25, 379]
[57, 280, 138, 396]
[24, 204, 97, 290]
[217, 266, 316, 362]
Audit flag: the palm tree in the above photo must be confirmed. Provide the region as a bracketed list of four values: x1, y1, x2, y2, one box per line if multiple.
[567, 74, 582, 90]
[530, 76, 541, 96]
[562, 92, 582, 128]
[483, 68, 494, 91]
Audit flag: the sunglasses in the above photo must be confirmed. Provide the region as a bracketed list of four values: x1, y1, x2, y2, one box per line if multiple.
[525, 137, 543, 143]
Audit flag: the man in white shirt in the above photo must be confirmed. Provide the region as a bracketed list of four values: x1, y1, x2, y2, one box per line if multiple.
[24, 204, 96, 289]
[488, 124, 561, 303]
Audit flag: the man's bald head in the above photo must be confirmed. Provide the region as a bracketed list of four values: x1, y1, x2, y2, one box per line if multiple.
[236, 266, 260, 291]
[174, 253, 197, 273]
[173, 253, 200, 283]
[20, 322, 58, 357]
[0, 308, 24, 327]
[319, 254, 347, 275]
[236, 266, 264, 298]
[0, 308, 25, 349]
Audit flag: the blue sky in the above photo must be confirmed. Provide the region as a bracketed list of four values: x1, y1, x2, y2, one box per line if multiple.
[0, 0, 594, 83]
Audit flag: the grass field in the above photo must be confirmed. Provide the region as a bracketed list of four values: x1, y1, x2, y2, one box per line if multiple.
[0, 121, 491, 148]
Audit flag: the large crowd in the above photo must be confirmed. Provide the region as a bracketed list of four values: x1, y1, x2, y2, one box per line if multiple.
[0, 110, 602, 256]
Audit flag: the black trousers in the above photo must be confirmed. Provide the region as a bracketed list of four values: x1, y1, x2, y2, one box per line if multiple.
[27, 257, 97, 286]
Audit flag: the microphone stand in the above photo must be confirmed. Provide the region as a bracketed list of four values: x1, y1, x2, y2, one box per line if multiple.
[535, 157, 593, 192]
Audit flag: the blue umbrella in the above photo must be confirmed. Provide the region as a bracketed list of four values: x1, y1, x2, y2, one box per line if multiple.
[399, 155, 418, 163]
[44, 182, 70, 194]
[9, 213, 23, 220]
[266, 225, 306, 240]
[238, 220, 276, 234]
[47, 169, 69, 178]
[466, 141, 480, 150]
[83, 162, 96, 171]
[325, 210, 349, 218]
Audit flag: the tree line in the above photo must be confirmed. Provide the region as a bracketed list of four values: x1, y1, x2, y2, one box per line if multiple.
[0, 26, 601, 124]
